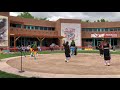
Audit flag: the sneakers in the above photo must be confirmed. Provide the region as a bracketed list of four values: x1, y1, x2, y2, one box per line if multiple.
[104, 63, 110, 66]
[65, 59, 69, 62]
[107, 63, 110, 66]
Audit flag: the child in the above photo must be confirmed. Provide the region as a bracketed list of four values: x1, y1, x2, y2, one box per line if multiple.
[63, 41, 71, 62]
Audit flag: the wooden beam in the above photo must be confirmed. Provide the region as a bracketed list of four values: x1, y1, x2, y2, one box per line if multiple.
[36, 37, 41, 42]
[41, 38, 45, 41]
[15, 36, 21, 41]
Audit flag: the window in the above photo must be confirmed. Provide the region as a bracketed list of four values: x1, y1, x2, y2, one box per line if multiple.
[93, 28, 97, 32]
[40, 26, 43, 30]
[44, 27, 47, 30]
[110, 28, 113, 31]
[101, 28, 105, 31]
[114, 28, 117, 31]
[105, 28, 108, 31]
[88, 28, 92, 31]
[48, 27, 52, 30]
[52, 27, 55, 31]
[97, 28, 100, 32]
[35, 26, 39, 30]
[82, 28, 86, 31]
[31, 26, 34, 30]
[27, 26, 30, 29]
[108, 28, 110, 31]
[118, 28, 120, 31]
[10, 23, 17, 28]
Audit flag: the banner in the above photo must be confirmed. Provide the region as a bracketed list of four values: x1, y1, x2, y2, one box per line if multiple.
[91, 33, 117, 38]
[61, 23, 81, 46]
[0, 15, 8, 47]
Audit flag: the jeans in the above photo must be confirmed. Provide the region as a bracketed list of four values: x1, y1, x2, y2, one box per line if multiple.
[70, 46, 75, 55]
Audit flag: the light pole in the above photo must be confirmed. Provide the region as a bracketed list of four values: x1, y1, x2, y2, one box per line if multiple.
[19, 48, 25, 73]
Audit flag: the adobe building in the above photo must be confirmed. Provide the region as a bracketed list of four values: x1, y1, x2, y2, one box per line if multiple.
[0, 12, 120, 49]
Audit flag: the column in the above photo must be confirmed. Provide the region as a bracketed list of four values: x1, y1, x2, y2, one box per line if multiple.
[93, 38, 95, 47]
[14, 36, 16, 47]
[110, 38, 111, 45]
[113, 39, 114, 46]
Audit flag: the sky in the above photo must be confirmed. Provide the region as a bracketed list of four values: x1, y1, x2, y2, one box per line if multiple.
[10, 12, 120, 22]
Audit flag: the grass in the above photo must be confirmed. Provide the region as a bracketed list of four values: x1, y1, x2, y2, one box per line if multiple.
[0, 49, 120, 78]
[1, 50, 120, 60]
[0, 70, 26, 78]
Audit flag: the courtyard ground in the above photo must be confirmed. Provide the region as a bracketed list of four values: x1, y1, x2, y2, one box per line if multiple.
[6, 53, 120, 75]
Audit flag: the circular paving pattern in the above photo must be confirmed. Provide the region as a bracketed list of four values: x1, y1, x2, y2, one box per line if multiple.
[6, 53, 120, 75]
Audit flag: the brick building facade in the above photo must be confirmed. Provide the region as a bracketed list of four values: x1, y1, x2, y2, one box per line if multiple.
[0, 12, 120, 49]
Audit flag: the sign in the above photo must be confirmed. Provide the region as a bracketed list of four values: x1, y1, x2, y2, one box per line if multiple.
[91, 33, 117, 38]
[0, 15, 8, 47]
[104, 34, 117, 37]
[61, 23, 81, 46]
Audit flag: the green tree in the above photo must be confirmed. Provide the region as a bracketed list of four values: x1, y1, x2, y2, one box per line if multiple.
[17, 12, 48, 20]
[100, 19, 106, 22]
[17, 12, 34, 19]
[85, 20, 90, 22]
[97, 20, 100, 22]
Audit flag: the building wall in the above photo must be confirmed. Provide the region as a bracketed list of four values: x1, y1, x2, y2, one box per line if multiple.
[0, 12, 9, 16]
[1, 12, 120, 47]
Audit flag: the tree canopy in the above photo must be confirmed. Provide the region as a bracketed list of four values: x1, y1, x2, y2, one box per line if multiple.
[17, 12, 48, 20]
[81, 18, 109, 22]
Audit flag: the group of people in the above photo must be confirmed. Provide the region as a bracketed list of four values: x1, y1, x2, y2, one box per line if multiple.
[97, 39, 112, 66]
[63, 39, 112, 66]
[19, 41, 41, 60]
[63, 40, 77, 62]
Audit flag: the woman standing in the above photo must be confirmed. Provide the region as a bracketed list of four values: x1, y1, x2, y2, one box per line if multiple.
[98, 41, 104, 57]
[102, 40, 112, 66]
[63, 41, 71, 62]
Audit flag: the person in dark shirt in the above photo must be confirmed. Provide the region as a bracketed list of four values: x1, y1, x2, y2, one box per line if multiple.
[102, 40, 112, 66]
[98, 41, 104, 57]
[63, 41, 71, 62]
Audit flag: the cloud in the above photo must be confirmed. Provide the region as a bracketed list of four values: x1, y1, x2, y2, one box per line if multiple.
[10, 12, 19, 16]
[10, 12, 120, 22]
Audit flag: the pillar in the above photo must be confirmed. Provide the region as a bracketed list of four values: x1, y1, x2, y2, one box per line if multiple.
[110, 38, 111, 45]
[93, 38, 95, 47]
[14, 36, 16, 47]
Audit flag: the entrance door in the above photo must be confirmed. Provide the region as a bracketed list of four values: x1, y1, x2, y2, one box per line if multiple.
[97, 41, 101, 46]
[96, 39, 103, 46]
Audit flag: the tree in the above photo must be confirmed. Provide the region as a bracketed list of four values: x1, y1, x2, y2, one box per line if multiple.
[100, 19, 106, 22]
[17, 12, 49, 20]
[85, 20, 90, 22]
[97, 20, 100, 22]
[96, 19, 109, 22]
[17, 12, 34, 19]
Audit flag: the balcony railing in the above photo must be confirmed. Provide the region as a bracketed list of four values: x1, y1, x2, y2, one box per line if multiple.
[10, 27, 58, 37]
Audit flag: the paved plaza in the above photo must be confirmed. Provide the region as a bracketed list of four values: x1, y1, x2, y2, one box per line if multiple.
[1, 53, 120, 78]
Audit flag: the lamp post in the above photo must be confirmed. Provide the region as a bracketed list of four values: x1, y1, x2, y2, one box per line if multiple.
[19, 48, 25, 73]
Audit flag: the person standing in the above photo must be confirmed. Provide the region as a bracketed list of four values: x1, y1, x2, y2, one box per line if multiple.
[102, 40, 112, 66]
[63, 41, 71, 62]
[70, 40, 76, 56]
[98, 41, 104, 57]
